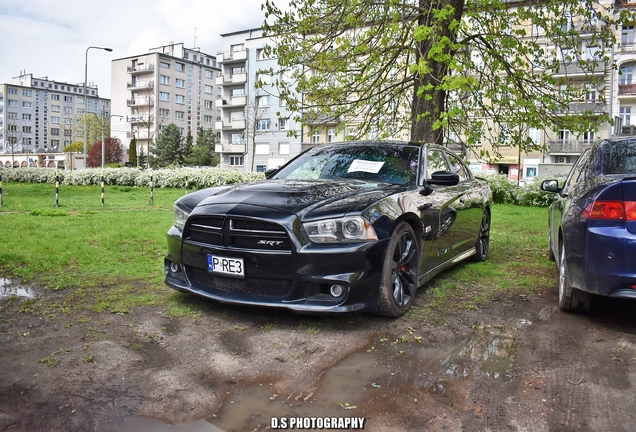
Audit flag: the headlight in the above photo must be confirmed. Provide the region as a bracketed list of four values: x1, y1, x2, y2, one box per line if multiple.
[304, 216, 378, 243]
[173, 205, 191, 231]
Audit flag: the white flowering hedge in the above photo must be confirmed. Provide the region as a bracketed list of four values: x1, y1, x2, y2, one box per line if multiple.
[0, 167, 265, 189]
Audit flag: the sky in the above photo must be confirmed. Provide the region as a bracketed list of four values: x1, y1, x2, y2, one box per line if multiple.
[0, 0, 279, 97]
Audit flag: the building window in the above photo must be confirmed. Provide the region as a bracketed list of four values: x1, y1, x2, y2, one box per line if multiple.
[582, 131, 595, 142]
[23, 102, 32, 109]
[64, 96, 73, 102]
[176, 62, 185, 72]
[257, 119, 271, 130]
[327, 128, 336, 142]
[51, 128, 60, 135]
[159, 108, 170, 118]
[77, 109, 84, 114]
[204, 115, 213, 123]
[23, 113, 32, 119]
[622, 25, 635, 45]
[529, 128, 541, 145]
[51, 94, 60, 100]
[204, 85, 213, 94]
[558, 128, 571, 141]
[159, 75, 170, 85]
[231, 44, 244, 52]
[621, 106, 631, 126]
[256, 48, 268, 60]
[8, 112, 18, 119]
[51, 139, 60, 148]
[231, 134, 244, 144]
[160, 61, 170, 68]
[8, 87, 17, 94]
[230, 156, 244, 166]
[64, 130, 72, 136]
[256, 165, 267, 172]
[257, 73, 271, 85]
[620, 65, 633, 85]
[8, 100, 17, 107]
[257, 96, 270, 107]
[22, 126, 32, 133]
[175, 111, 185, 120]
[51, 105, 60, 112]
[175, 94, 185, 104]
[159, 92, 170, 101]
[23, 89, 32, 96]
[51, 117, 60, 124]
[499, 124, 511, 146]
[65, 118, 72, 125]
[279, 118, 287, 130]
[204, 100, 213, 109]
[311, 130, 320, 143]
[176, 78, 185, 88]
[205, 69, 213, 79]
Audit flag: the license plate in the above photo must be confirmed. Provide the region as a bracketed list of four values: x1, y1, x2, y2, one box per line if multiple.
[207, 255, 244, 278]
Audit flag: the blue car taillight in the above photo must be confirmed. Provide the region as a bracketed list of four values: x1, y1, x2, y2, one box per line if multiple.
[581, 200, 636, 220]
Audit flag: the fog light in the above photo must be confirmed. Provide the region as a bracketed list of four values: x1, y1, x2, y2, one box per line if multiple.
[170, 262, 181, 273]
[330, 284, 345, 297]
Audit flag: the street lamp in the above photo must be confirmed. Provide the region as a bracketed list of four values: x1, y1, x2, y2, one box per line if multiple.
[84, 46, 112, 169]
[92, 113, 123, 168]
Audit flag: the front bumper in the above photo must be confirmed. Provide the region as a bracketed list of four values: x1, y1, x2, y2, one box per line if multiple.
[165, 225, 390, 314]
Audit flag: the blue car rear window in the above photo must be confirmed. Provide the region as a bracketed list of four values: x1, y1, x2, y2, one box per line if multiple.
[603, 141, 636, 175]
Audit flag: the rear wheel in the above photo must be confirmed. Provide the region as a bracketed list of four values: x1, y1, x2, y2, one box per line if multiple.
[558, 242, 591, 313]
[373, 222, 420, 318]
[472, 209, 490, 262]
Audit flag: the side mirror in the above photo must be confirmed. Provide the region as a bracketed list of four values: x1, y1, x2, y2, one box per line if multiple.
[264, 168, 278, 179]
[428, 171, 460, 186]
[541, 180, 561, 193]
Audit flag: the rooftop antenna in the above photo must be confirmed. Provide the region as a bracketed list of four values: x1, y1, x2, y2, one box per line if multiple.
[191, 27, 199, 50]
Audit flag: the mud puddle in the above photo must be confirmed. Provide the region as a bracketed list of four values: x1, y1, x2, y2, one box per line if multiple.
[0, 277, 35, 299]
[98, 322, 524, 431]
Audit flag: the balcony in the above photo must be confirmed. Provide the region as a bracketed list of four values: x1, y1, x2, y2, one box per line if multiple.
[216, 95, 247, 108]
[303, 113, 344, 126]
[127, 115, 152, 124]
[554, 61, 606, 77]
[215, 143, 246, 153]
[127, 131, 151, 139]
[127, 64, 155, 74]
[557, 101, 607, 114]
[619, 83, 636, 96]
[215, 119, 246, 130]
[127, 80, 154, 90]
[217, 49, 247, 64]
[127, 99, 154, 107]
[548, 139, 594, 154]
[216, 73, 247, 85]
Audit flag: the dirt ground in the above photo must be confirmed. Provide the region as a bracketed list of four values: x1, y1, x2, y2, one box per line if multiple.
[2, 277, 636, 432]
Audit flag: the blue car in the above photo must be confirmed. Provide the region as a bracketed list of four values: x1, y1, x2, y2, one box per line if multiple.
[541, 137, 636, 312]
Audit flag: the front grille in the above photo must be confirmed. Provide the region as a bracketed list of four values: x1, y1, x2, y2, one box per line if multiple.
[184, 216, 291, 251]
[191, 268, 291, 297]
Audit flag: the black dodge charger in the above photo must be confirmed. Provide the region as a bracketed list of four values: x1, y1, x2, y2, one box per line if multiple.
[165, 141, 492, 317]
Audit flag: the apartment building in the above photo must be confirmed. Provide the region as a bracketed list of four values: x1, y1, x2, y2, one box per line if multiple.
[215, 28, 302, 172]
[111, 43, 220, 160]
[0, 72, 109, 162]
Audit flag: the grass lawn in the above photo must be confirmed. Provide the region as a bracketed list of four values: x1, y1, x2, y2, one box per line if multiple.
[0, 182, 555, 320]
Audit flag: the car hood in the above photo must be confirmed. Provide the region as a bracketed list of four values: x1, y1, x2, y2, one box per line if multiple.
[194, 179, 401, 220]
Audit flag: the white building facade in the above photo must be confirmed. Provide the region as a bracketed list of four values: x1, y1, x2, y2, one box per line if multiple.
[216, 28, 303, 172]
[1, 72, 109, 158]
[111, 43, 221, 160]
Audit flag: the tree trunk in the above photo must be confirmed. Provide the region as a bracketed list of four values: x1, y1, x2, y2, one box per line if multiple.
[411, 0, 465, 144]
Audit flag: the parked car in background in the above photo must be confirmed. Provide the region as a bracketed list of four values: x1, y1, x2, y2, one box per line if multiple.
[541, 137, 636, 312]
[165, 141, 492, 317]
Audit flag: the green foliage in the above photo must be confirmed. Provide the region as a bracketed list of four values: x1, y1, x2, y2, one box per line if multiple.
[138, 145, 148, 169]
[63, 141, 84, 153]
[480, 174, 561, 206]
[74, 115, 110, 148]
[128, 137, 138, 167]
[150, 124, 184, 167]
[263, 0, 631, 149]
[185, 128, 219, 167]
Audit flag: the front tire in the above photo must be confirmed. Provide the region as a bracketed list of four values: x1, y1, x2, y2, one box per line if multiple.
[558, 242, 591, 313]
[373, 222, 420, 318]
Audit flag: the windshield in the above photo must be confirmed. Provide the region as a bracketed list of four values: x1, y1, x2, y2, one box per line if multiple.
[272, 144, 420, 186]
